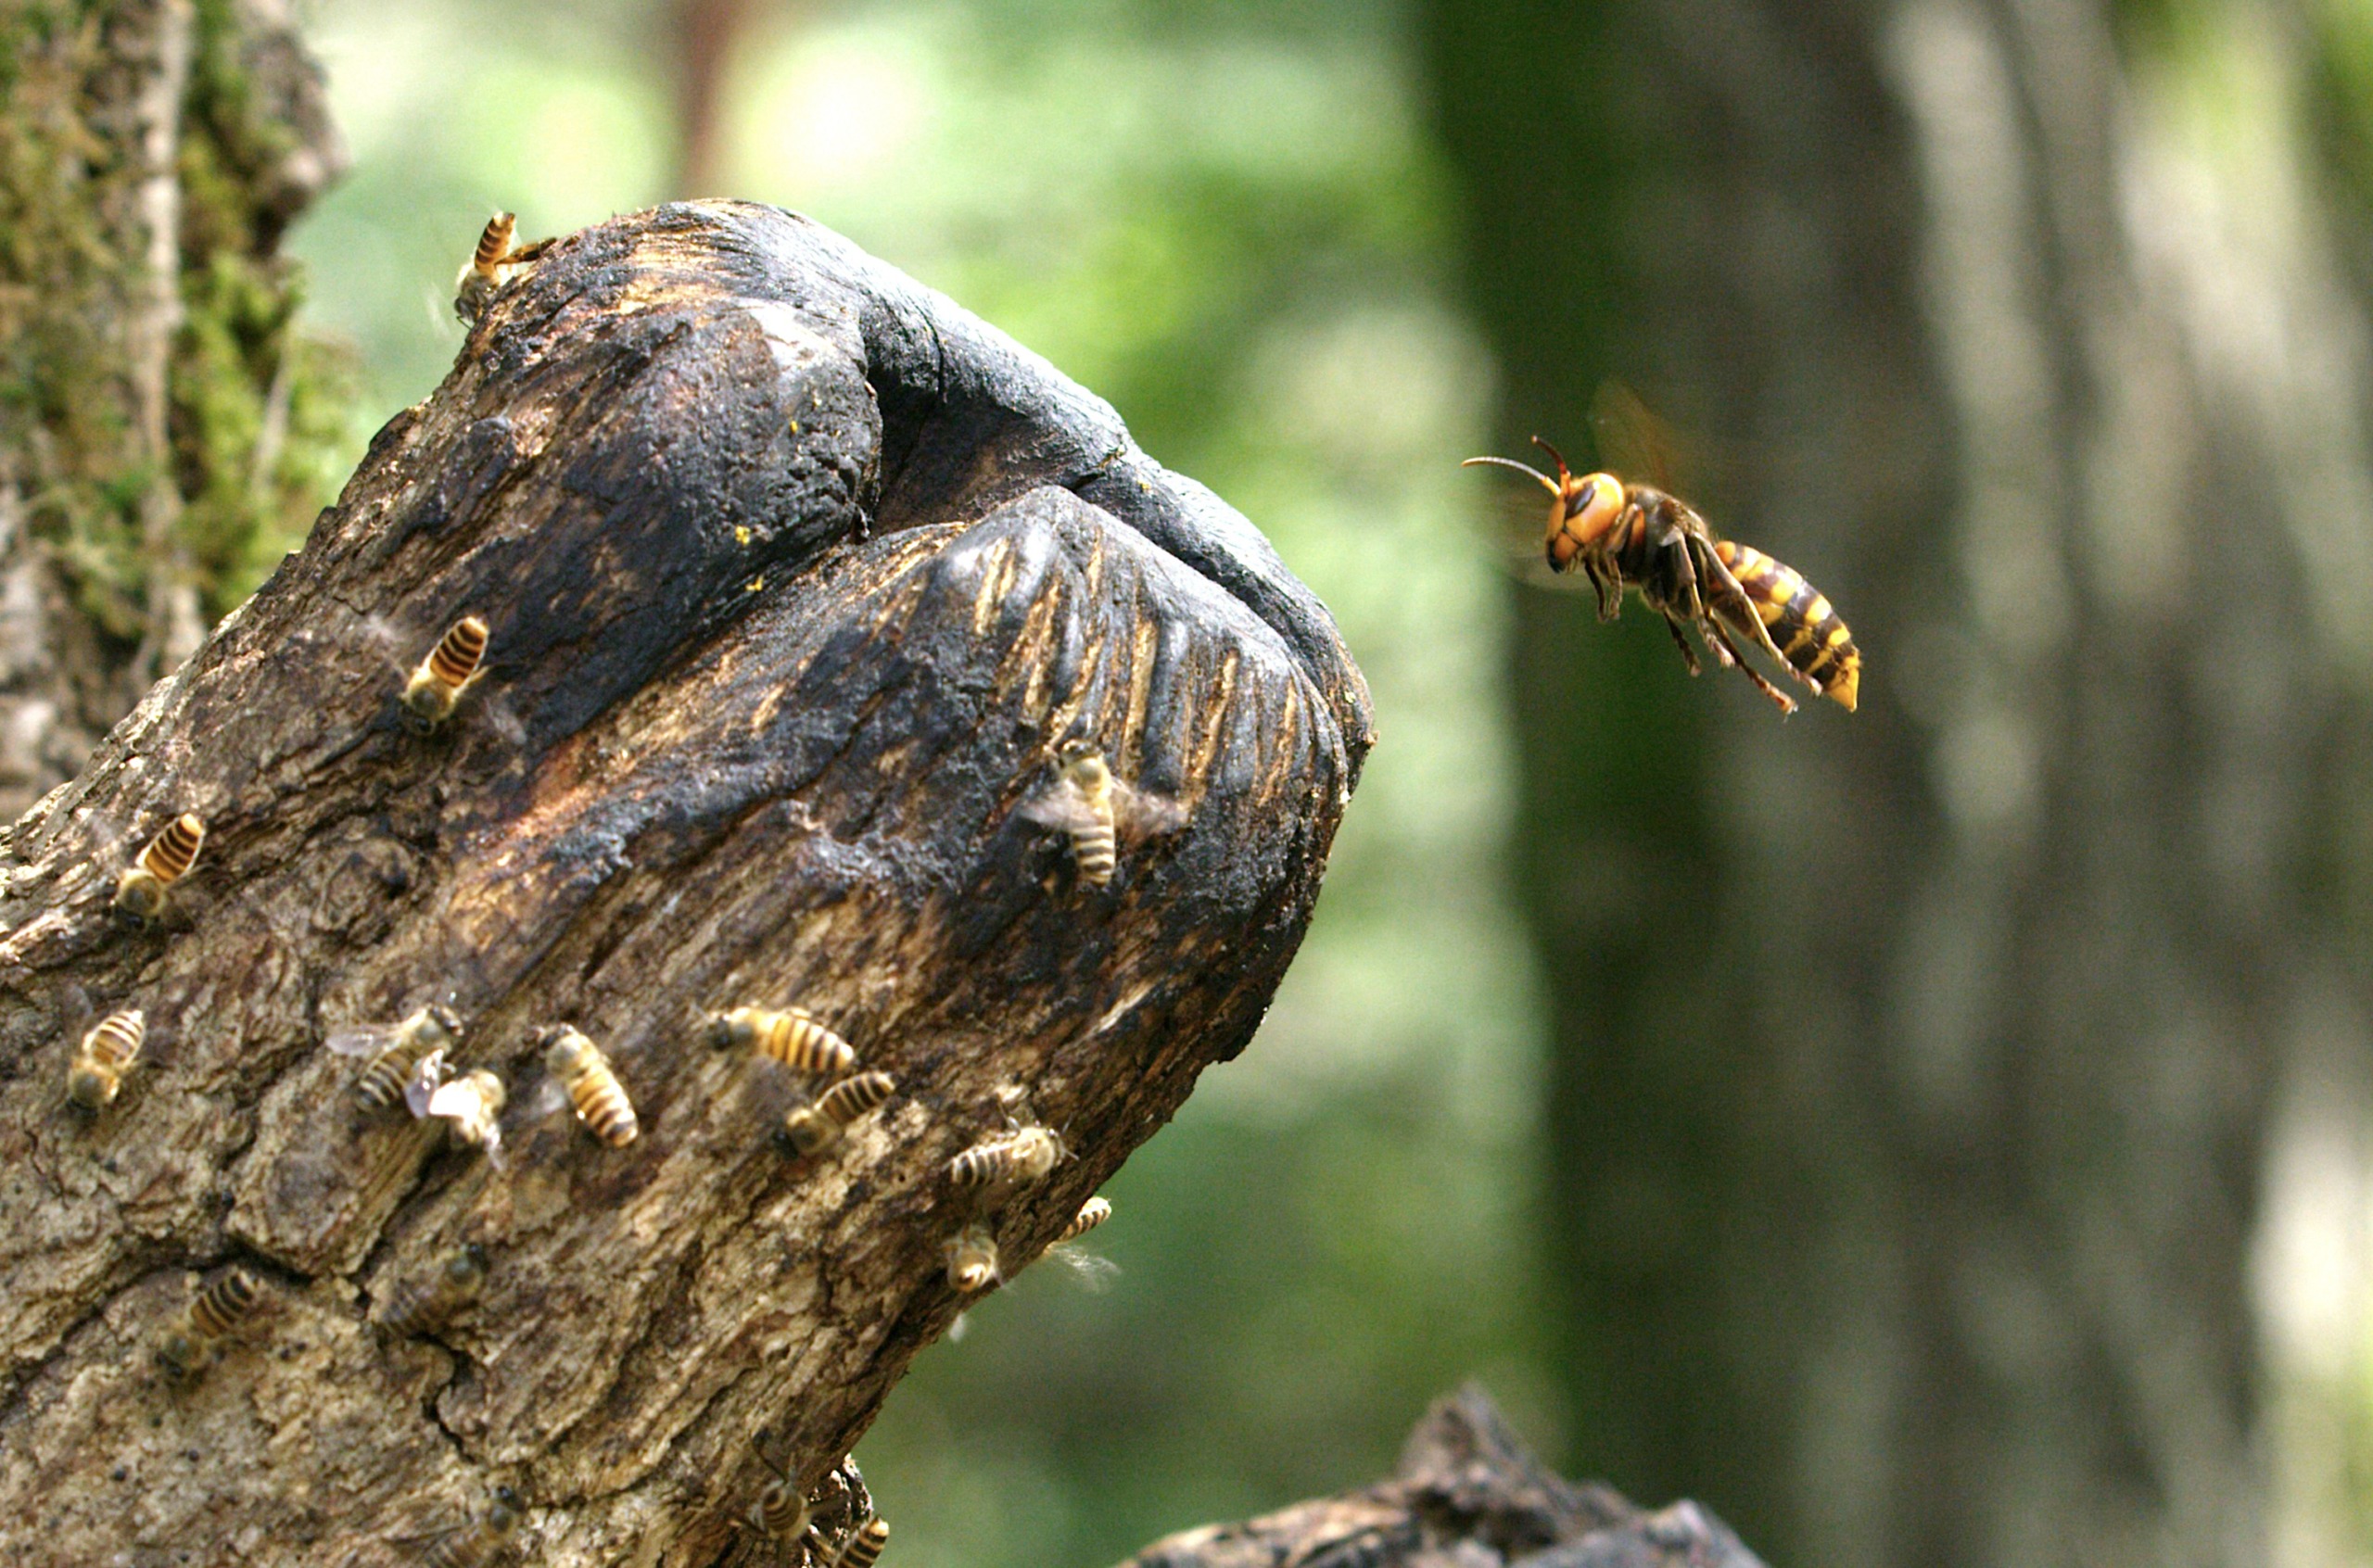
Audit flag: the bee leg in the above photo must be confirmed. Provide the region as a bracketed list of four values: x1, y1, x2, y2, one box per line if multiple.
[1658, 613, 1704, 677]
[1702, 615, 1798, 714]
[1699, 540, 1811, 689]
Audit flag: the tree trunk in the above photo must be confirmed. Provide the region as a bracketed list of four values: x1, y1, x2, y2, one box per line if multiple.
[1425, 2, 2373, 1565]
[0, 0, 346, 822]
[0, 200, 1372, 1566]
[1123, 1386, 1766, 1568]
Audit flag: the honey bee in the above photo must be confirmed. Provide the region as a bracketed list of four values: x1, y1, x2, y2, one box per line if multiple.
[67, 1008, 144, 1111]
[406, 1050, 507, 1167]
[452, 210, 551, 323]
[946, 1122, 1068, 1191]
[740, 1427, 811, 1547]
[110, 812, 205, 923]
[704, 1005, 857, 1077]
[376, 1244, 489, 1339]
[156, 1266, 266, 1384]
[831, 1514, 890, 1568]
[402, 616, 491, 732]
[1464, 438, 1860, 714]
[945, 1222, 1000, 1293]
[781, 1071, 896, 1158]
[1017, 741, 1186, 888]
[1057, 1196, 1111, 1243]
[330, 1004, 464, 1114]
[538, 1026, 640, 1146]
[420, 1485, 525, 1568]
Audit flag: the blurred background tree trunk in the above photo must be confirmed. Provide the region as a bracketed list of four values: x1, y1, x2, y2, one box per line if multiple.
[1424, 2, 2373, 1566]
[0, 0, 344, 820]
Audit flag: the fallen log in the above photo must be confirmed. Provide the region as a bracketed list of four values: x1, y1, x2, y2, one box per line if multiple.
[0, 200, 1371, 1565]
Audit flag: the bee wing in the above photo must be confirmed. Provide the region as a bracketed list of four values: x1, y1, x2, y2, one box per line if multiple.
[525, 1075, 570, 1120]
[1016, 780, 1101, 834]
[326, 1022, 403, 1058]
[1051, 1246, 1123, 1294]
[405, 1049, 450, 1119]
[1111, 781, 1187, 841]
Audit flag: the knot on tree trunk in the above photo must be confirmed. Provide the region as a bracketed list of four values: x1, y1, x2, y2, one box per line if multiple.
[1123, 1387, 1768, 1568]
[0, 201, 1370, 1565]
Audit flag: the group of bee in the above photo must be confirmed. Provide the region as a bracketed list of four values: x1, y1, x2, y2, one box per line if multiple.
[67, 430, 1180, 1560]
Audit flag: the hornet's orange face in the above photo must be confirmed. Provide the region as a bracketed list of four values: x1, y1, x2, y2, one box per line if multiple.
[1462, 437, 1627, 571]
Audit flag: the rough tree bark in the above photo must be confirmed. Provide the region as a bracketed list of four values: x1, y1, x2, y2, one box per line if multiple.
[0, 200, 1372, 1566]
[1123, 1387, 1767, 1568]
[0, 0, 346, 821]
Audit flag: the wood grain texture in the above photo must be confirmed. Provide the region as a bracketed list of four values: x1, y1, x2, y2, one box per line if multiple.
[0, 200, 1371, 1565]
[1123, 1388, 1768, 1568]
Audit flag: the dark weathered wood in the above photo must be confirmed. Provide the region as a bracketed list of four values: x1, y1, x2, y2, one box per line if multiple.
[1122, 1387, 1766, 1568]
[0, 200, 1372, 1566]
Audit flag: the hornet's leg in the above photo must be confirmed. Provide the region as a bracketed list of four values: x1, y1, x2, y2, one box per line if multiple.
[1703, 613, 1798, 714]
[1660, 613, 1705, 676]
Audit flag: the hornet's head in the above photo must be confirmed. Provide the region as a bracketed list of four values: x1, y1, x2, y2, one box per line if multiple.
[1463, 436, 1627, 572]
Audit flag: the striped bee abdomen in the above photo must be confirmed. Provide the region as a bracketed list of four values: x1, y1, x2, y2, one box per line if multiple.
[755, 1009, 857, 1075]
[544, 1027, 639, 1146]
[755, 1480, 809, 1539]
[427, 616, 489, 690]
[82, 1010, 144, 1071]
[190, 1268, 263, 1340]
[1716, 540, 1862, 711]
[816, 1070, 895, 1125]
[1058, 1196, 1111, 1243]
[141, 814, 206, 882]
[836, 1515, 891, 1568]
[472, 213, 516, 272]
[569, 1070, 640, 1145]
[1069, 820, 1118, 886]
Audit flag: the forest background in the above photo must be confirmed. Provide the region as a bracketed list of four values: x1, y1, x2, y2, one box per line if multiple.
[26, 0, 2373, 1565]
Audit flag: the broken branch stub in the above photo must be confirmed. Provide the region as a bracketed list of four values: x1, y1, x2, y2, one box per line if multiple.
[0, 201, 1372, 1565]
[1123, 1387, 1769, 1568]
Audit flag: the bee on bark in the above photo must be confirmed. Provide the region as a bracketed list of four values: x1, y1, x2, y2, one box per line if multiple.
[420, 1485, 525, 1568]
[946, 1122, 1068, 1191]
[1058, 1196, 1111, 1243]
[831, 1514, 891, 1568]
[376, 1244, 489, 1339]
[67, 1008, 145, 1112]
[736, 1427, 811, 1548]
[1017, 741, 1186, 889]
[403, 616, 491, 733]
[330, 1004, 465, 1114]
[945, 1222, 1000, 1293]
[453, 211, 552, 322]
[407, 1050, 508, 1168]
[1045, 1195, 1122, 1293]
[781, 1071, 896, 1158]
[110, 812, 205, 923]
[537, 1026, 640, 1146]
[156, 1267, 266, 1384]
[704, 1005, 857, 1077]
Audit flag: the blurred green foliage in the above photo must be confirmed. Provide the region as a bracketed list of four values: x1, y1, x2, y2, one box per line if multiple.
[286, 1, 1556, 1563]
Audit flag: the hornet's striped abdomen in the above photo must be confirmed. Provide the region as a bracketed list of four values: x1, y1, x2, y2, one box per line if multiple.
[1716, 541, 1861, 711]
